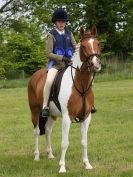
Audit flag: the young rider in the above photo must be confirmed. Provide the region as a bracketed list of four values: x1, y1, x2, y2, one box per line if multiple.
[42, 8, 77, 118]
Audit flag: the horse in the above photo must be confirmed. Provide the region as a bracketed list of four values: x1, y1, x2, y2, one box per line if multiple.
[28, 25, 101, 173]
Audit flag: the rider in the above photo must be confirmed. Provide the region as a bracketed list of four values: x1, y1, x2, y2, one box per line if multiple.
[42, 8, 77, 118]
[42, 8, 97, 118]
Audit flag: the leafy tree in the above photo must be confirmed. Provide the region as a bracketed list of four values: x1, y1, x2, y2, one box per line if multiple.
[25, 0, 133, 56]
[0, 0, 133, 76]
[0, 19, 46, 74]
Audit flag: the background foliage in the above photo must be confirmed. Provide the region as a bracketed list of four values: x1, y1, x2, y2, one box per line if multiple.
[0, 0, 133, 77]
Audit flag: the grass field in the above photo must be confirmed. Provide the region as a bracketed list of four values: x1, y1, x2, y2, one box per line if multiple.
[0, 79, 133, 177]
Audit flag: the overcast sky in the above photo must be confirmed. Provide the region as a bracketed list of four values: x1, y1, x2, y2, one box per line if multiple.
[0, 0, 4, 8]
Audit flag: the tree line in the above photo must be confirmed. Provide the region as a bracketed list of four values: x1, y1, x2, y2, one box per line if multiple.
[0, 0, 133, 77]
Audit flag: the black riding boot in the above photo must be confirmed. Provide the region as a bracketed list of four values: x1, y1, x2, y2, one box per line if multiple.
[91, 105, 97, 114]
[42, 106, 49, 118]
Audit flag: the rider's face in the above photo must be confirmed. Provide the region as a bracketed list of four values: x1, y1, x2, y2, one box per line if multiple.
[55, 21, 66, 31]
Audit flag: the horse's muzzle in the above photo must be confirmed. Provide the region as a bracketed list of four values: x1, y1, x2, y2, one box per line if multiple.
[91, 56, 101, 72]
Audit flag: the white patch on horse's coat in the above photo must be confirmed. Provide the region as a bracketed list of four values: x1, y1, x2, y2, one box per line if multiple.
[88, 39, 101, 71]
[45, 117, 55, 159]
[34, 125, 40, 161]
[58, 67, 75, 173]
[92, 56, 101, 71]
[59, 66, 75, 113]
[72, 44, 83, 68]
[92, 56, 97, 64]
[80, 113, 93, 169]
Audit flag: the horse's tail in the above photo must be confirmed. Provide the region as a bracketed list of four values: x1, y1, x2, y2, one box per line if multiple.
[39, 111, 48, 135]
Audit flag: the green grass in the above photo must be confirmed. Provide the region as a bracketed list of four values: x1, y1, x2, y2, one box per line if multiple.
[0, 79, 133, 177]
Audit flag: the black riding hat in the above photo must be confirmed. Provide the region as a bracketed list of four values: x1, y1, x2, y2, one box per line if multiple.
[52, 8, 69, 23]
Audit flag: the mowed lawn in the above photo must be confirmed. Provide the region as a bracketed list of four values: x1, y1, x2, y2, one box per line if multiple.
[0, 79, 133, 177]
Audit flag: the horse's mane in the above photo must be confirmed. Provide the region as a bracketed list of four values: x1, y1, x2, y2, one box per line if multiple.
[72, 43, 80, 58]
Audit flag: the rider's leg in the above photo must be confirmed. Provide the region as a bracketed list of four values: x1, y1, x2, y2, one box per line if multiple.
[91, 105, 97, 113]
[42, 68, 58, 118]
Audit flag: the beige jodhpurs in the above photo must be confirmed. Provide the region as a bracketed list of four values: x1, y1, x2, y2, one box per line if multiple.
[42, 68, 58, 108]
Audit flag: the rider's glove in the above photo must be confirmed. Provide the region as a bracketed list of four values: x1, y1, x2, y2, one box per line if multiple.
[62, 56, 71, 64]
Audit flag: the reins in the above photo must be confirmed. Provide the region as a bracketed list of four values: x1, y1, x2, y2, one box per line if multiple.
[69, 35, 100, 123]
[68, 35, 100, 123]
[70, 65, 96, 123]
[70, 65, 95, 96]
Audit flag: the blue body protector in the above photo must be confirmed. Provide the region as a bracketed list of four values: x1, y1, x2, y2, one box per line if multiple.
[48, 29, 74, 70]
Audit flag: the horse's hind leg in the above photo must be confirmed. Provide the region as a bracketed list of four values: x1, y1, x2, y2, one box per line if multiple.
[34, 125, 40, 161]
[45, 116, 55, 159]
[80, 113, 93, 170]
[31, 107, 40, 161]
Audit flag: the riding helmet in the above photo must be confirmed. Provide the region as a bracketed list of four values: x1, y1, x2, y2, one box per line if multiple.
[52, 8, 69, 23]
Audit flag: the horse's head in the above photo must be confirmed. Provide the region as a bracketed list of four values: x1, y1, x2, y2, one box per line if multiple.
[80, 25, 101, 72]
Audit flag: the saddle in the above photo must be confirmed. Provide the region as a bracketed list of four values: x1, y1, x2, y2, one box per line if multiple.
[48, 66, 68, 111]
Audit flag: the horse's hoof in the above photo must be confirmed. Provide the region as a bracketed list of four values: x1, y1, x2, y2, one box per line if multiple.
[59, 166, 66, 173]
[34, 157, 40, 161]
[34, 158, 40, 162]
[48, 154, 55, 159]
[85, 163, 93, 170]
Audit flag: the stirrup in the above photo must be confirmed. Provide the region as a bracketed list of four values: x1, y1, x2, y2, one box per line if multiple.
[42, 106, 49, 118]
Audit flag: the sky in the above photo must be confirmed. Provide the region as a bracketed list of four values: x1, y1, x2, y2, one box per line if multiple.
[0, 0, 4, 8]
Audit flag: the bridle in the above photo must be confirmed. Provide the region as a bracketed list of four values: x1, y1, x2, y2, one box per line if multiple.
[80, 35, 101, 71]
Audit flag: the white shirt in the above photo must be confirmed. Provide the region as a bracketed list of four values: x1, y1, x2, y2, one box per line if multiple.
[55, 28, 65, 35]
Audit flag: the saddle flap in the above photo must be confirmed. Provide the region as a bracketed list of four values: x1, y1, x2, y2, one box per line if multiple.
[49, 67, 68, 111]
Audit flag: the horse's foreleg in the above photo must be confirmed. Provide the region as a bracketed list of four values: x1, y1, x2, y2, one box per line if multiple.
[80, 113, 93, 170]
[34, 125, 40, 161]
[45, 117, 55, 159]
[59, 113, 71, 173]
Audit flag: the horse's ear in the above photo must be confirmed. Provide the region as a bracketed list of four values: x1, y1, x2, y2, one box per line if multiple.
[80, 26, 84, 38]
[91, 25, 97, 36]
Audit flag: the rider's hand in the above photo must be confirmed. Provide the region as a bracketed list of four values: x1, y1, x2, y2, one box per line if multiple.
[62, 56, 71, 64]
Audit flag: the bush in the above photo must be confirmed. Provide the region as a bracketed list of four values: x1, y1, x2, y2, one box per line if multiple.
[4, 70, 26, 80]
[0, 68, 5, 79]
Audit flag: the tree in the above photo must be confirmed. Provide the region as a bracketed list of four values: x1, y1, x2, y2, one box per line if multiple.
[0, 0, 133, 76]
[25, 0, 133, 56]
[0, 18, 46, 74]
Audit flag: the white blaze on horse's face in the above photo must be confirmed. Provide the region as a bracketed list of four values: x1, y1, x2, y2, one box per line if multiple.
[89, 39, 95, 53]
[88, 38, 101, 72]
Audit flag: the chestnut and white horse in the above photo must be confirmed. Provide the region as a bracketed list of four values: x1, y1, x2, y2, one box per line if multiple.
[28, 25, 101, 173]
